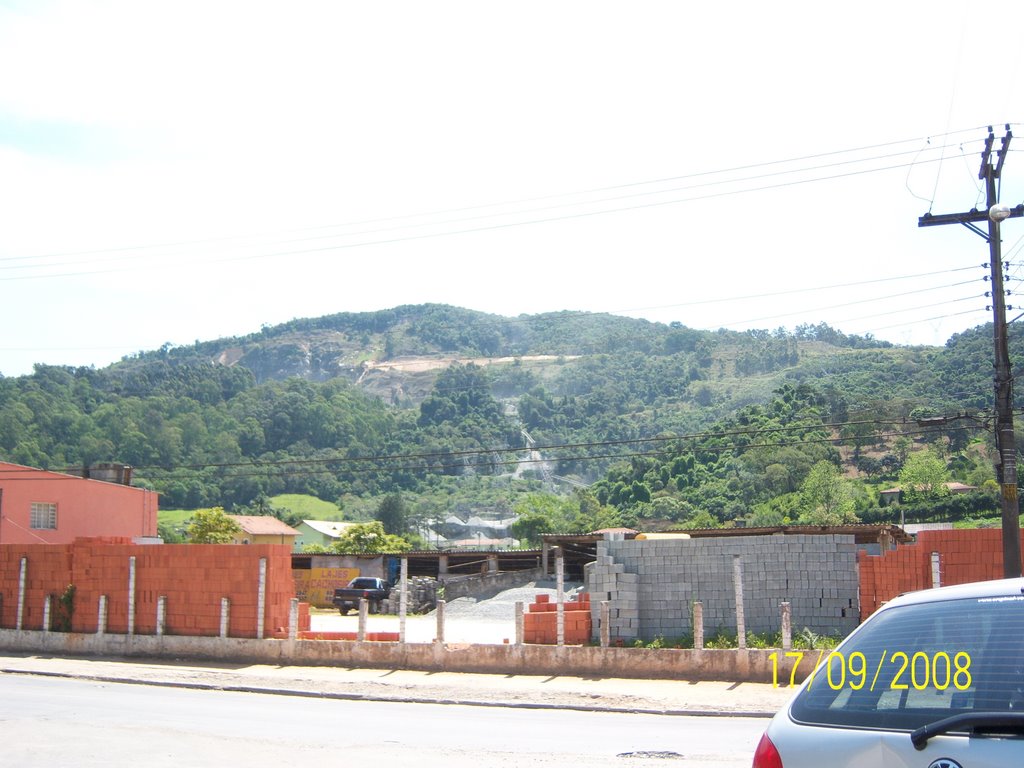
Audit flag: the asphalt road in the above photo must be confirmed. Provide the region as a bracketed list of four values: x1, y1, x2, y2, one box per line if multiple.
[0, 675, 768, 767]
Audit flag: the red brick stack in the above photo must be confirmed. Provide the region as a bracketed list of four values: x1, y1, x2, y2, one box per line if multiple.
[858, 528, 1024, 619]
[523, 592, 592, 645]
[0, 543, 73, 630]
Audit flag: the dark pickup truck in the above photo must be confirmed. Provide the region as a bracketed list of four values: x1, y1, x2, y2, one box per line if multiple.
[332, 577, 391, 615]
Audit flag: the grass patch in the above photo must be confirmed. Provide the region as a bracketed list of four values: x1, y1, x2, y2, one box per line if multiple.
[158, 494, 343, 530]
[627, 627, 841, 650]
[158, 508, 194, 526]
[954, 516, 1001, 529]
[269, 494, 343, 520]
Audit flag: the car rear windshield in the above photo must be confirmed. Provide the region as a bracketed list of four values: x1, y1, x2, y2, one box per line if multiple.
[790, 593, 1024, 731]
[349, 578, 380, 588]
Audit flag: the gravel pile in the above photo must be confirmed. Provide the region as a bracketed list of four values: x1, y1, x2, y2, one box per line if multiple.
[432, 581, 585, 622]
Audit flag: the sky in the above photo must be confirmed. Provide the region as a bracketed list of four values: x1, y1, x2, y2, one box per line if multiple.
[0, 1, 1022, 377]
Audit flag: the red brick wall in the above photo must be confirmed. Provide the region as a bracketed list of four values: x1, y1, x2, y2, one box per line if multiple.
[859, 529, 1024, 620]
[0, 539, 294, 638]
[0, 543, 73, 630]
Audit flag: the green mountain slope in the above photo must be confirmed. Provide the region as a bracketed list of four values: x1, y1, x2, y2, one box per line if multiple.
[0, 305, 1017, 522]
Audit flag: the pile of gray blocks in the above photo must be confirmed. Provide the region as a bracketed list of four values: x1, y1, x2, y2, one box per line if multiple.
[383, 576, 438, 615]
[585, 534, 859, 643]
[585, 551, 641, 641]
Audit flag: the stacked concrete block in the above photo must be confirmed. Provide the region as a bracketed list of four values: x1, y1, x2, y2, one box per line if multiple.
[382, 576, 437, 615]
[586, 548, 640, 643]
[586, 535, 860, 643]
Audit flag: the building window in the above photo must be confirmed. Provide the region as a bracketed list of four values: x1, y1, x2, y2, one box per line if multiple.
[30, 502, 57, 529]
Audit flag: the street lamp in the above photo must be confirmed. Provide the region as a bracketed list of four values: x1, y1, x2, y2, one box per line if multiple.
[991, 203, 1012, 223]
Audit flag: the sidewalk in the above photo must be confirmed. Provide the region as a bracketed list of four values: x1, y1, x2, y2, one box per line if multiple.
[0, 651, 795, 717]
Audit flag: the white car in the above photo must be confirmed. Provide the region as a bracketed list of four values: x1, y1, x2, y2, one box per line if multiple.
[753, 578, 1024, 767]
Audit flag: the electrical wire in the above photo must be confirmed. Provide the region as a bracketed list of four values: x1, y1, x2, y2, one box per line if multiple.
[0, 138, 991, 283]
[712, 278, 983, 330]
[3, 128, 991, 269]
[926, 24, 967, 213]
[131, 425, 982, 483]
[0, 415, 985, 483]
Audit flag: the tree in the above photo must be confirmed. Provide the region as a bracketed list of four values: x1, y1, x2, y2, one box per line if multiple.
[898, 449, 950, 502]
[797, 461, 858, 526]
[570, 488, 622, 533]
[375, 493, 408, 536]
[331, 521, 412, 553]
[682, 509, 719, 529]
[157, 520, 186, 544]
[892, 436, 913, 467]
[747, 504, 786, 527]
[510, 511, 556, 548]
[509, 493, 579, 546]
[187, 506, 242, 543]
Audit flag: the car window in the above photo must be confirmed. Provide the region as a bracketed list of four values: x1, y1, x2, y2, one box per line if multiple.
[790, 594, 1024, 731]
[349, 578, 378, 588]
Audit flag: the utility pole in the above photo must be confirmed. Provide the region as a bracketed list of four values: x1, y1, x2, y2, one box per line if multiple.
[919, 124, 1024, 578]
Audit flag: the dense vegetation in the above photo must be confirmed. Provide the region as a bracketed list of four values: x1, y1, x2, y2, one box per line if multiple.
[0, 305, 1018, 535]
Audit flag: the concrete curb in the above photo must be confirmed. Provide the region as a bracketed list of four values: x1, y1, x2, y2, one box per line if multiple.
[0, 665, 781, 718]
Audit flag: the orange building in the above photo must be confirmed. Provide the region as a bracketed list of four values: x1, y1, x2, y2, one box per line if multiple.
[228, 515, 300, 546]
[0, 461, 158, 545]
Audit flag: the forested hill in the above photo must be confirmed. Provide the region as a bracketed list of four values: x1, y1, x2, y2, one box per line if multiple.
[0, 304, 1019, 518]
[116, 303, 890, 388]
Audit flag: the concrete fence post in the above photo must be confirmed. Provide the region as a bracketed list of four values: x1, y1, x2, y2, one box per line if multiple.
[435, 599, 446, 644]
[98, 595, 108, 635]
[17, 557, 27, 631]
[43, 595, 51, 633]
[288, 598, 299, 641]
[931, 552, 941, 589]
[219, 598, 230, 639]
[358, 598, 368, 642]
[399, 557, 408, 644]
[156, 596, 167, 636]
[555, 548, 565, 647]
[600, 600, 610, 648]
[127, 556, 137, 636]
[780, 602, 792, 651]
[515, 601, 524, 645]
[733, 555, 746, 649]
[256, 557, 267, 640]
[693, 601, 704, 650]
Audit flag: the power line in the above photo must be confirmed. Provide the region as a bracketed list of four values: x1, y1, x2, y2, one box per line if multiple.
[138, 416, 991, 474]
[10, 414, 996, 486]
[126, 425, 982, 483]
[2, 128, 991, 269]
[714, 277, 984, 330]
[0, 140, 992, 283]
[0, 414, 973, 481]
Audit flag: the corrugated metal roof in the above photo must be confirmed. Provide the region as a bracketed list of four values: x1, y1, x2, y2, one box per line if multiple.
[301, 519, 357, 537]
